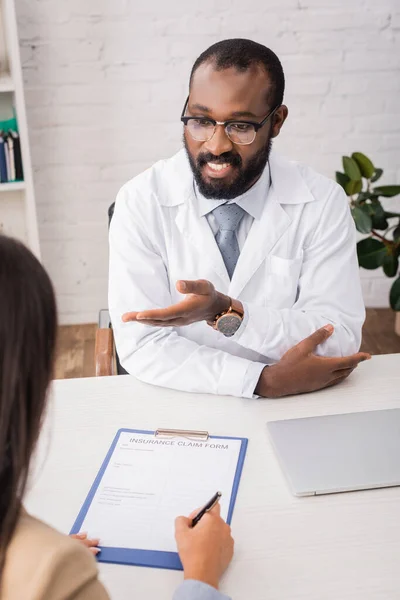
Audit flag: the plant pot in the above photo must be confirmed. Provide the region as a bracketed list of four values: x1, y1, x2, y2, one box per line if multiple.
[395, 312, 400, 337]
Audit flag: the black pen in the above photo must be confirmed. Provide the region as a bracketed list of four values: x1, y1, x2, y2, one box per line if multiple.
[191, 491, 222, 527]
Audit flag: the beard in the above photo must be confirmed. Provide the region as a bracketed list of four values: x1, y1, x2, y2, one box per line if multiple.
[184, 135, 272, 200]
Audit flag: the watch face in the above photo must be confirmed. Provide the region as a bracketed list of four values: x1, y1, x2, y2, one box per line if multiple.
[216, 313, 242, 337]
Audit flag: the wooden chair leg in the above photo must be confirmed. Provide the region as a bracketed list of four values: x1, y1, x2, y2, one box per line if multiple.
[395, 312, 400, 337]
[95, 328, 114, 376]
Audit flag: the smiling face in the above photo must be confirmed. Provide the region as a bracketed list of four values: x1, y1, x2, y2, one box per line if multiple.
[183, 61, 288, 200]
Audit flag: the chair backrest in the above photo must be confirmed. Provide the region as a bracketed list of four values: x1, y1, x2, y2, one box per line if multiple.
[108, 202, 115, 227]
[108, 201, 127, 375]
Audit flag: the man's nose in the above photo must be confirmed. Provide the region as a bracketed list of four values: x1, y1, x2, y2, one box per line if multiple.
[203, 124, 233, 156]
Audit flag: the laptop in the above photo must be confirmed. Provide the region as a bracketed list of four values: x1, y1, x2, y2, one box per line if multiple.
[267, 408, 400, 497]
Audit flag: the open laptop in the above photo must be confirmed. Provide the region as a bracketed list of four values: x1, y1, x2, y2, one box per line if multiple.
[267, 408, 400, 497]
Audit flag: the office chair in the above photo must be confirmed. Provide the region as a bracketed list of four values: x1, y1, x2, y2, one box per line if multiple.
[94, 202, 127, 376]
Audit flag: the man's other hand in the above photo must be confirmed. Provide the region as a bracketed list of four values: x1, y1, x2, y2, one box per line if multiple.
[255, 324, 371, 398]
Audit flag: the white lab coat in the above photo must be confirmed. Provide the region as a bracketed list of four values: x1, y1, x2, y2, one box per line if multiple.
[109, 149, 365, 398]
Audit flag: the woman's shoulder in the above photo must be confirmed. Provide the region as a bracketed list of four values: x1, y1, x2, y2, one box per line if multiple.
[3, 510, 109, 600]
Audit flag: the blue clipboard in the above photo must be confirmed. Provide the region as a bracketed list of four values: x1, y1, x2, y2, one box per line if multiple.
[70, 427, 248, 571]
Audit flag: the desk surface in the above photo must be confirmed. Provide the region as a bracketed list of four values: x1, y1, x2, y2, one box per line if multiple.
[26, 354, 400, 600]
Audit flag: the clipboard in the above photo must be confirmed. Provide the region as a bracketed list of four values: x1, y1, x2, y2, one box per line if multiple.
[70, 427, 248, 570]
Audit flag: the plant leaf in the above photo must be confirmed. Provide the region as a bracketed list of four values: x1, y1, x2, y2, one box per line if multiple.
[370, 168, 383, 183]
[336, 171, 350, 191]
[371, 215, 389, 230]
[368, 199, 388, 230]
[352, 207, 372, 233]
[357, 202, 374, 217]
[370, 198, 385, 215]
[343, 156, 362, 181]
[383, 254, 399, 277]
[390, 276, 400, 310]
[345, 179, 362, 196]
[358, 191, 378, 202]
[393, 225, 400, 242]
[357, 238, 387, 269]
[352, 152, 375, 179]
[373, 185, 400, 197]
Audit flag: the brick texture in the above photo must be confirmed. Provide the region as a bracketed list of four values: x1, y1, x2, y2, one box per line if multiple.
[15, 0, 400, 324]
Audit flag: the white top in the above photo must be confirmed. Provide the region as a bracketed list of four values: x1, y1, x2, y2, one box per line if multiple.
[196, 162, 271, 251]
[26, 354, 400, 600]
[108, 149, 365, 399]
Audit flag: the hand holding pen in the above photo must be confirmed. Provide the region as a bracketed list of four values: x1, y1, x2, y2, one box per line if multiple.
[175, 492, 234, 590]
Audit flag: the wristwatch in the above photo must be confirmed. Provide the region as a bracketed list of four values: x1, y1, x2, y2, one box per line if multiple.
[210, 298, 244, 337]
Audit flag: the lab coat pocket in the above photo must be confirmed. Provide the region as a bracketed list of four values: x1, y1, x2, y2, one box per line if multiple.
[265, 253, 303, 308]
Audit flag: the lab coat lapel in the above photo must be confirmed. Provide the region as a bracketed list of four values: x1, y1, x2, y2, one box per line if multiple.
[229, 186, 291, 298]
[228, 151, 316, 298]
[175, 195, 231, 289]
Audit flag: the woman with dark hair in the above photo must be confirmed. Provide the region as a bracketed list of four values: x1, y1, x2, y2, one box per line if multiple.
[0, 235, 233, 600]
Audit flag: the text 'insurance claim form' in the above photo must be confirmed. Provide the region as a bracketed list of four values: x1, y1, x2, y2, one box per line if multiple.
[79, 431, 244, 553]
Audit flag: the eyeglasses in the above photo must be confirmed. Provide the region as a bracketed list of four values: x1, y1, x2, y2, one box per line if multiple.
[180, 96, 280, 146]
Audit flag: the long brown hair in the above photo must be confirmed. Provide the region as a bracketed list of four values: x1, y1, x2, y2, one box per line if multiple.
[0, 235, 57, 578]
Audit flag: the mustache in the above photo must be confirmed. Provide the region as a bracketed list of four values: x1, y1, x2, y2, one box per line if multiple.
[197, 152, 242, 168]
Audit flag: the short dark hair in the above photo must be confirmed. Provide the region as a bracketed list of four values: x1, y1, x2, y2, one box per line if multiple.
[0, 235, 57, 579]
[189, 38, 285, 108]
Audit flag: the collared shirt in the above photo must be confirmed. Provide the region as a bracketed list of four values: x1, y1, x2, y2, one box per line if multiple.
[195, 162, 271, 250]
[194, 164, 271, 397]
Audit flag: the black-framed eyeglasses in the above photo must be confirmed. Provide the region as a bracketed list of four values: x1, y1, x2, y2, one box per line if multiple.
[180, 96, 280, 146]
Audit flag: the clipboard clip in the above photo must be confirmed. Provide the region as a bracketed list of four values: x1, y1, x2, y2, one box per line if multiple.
[155, 428, 209, 441]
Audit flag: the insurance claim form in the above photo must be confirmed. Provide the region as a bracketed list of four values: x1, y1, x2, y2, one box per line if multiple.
[78, 430, 246, 554]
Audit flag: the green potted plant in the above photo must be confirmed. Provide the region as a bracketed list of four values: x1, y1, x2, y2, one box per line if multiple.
[335, 153, 400, 333]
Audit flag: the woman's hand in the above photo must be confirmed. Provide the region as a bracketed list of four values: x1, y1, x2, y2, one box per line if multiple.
[70, 532, 101, 555]
[175, 504, 234, 590]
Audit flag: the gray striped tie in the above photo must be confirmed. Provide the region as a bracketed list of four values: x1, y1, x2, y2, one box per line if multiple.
[212, 203, 246, 279]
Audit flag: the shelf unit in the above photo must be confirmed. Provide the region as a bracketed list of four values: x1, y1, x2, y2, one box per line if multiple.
[0, 73, 14, 92]
[0, 0, 40, 257]
[0, 180, 24, 192]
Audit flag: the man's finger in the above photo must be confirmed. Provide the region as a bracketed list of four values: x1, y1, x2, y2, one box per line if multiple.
[332, 367, 354, 379]
[122, 312, 140, 322]
[136, 302, 189, 321]
[123, 300, 190, 323]
[294, 324, 334, 355]
[133, 318, 189, 327]
[332, 352, 371, 371]
[177, 279, 213, 296]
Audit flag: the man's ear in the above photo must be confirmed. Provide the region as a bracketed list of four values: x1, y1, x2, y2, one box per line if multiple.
[271, 105, 288, 139]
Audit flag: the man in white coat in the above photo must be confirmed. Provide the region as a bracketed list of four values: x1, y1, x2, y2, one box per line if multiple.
[109, 39, 368, 399]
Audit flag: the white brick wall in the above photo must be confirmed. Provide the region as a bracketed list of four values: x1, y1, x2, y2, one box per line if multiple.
[15, 0, 400, 324]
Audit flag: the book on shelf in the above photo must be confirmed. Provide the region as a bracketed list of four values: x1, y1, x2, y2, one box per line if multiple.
[0, 129, 23, 184]
[0, 134, 7, 182]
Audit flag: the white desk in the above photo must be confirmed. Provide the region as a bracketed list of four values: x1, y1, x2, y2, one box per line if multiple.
[26, 354, 400, 600]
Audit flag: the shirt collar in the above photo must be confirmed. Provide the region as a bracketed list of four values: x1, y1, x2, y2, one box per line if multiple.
[195, 162, 271, 220]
